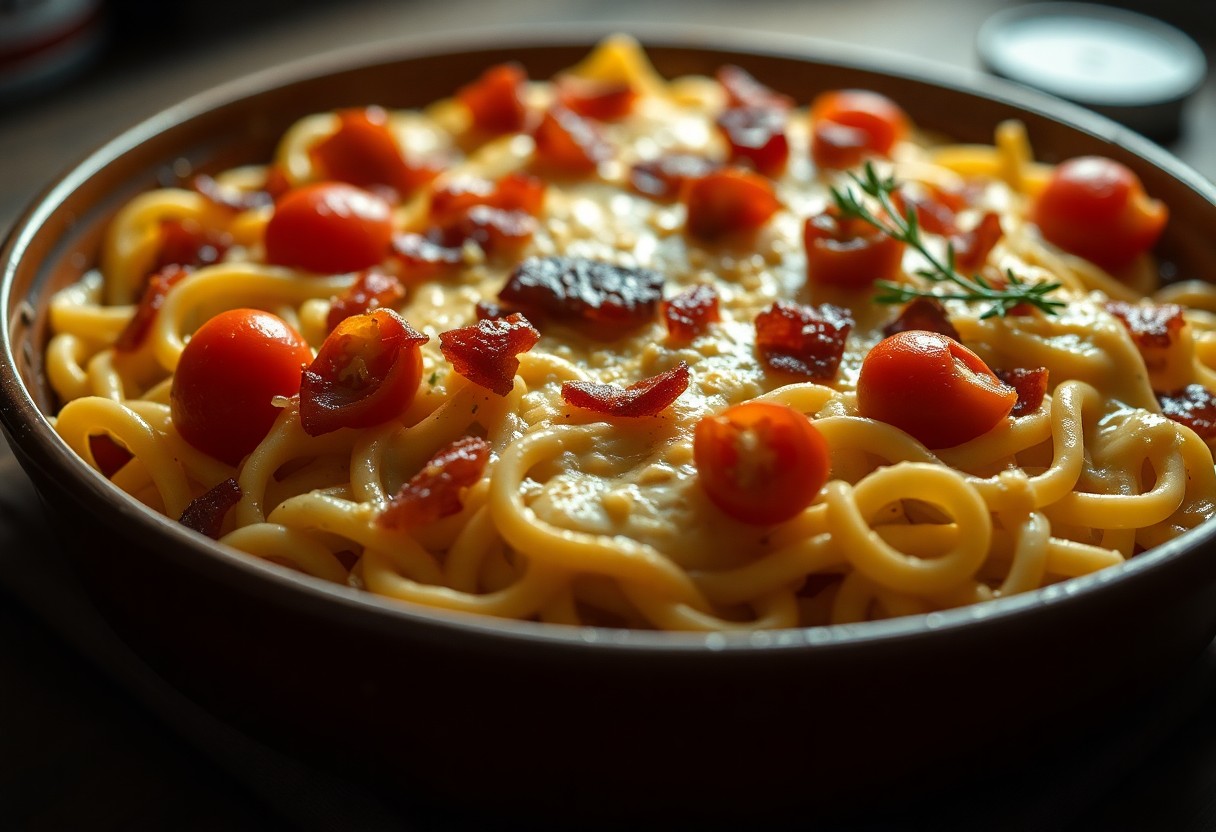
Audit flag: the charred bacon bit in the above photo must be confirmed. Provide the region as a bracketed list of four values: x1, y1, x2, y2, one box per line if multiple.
[449, 205, 537, 256]
[881, 297, 960, 341]
[379, 436, 491, 529]
[995, 367, 1049, 417]
[684, 168, 781, 241]
[457, 63, 529, 134]
[662, 284, 721, 342]
[1158, 385, 1216, 439]
[429, 172, 546, 225]
[716, 65, 794, 111]
[116, 265, 191, 352]
[629, 153, 720, 201]
[1105, 300, 1186, 349]
[88, 434, 133, 478]
[179, 478, 242, 540]
[755, 301, 854, 381]
[716, 107, 790, 177]
[309, 107, 440, 199]
[153, 218, 230, 277]
[562, 362, 691, 418]
[438, 312, 541, 396]
[391, 231, 464, 280]
[953, 212, 1004, 274]
[532, 106, 613, 174]
[326, 270, 406, 332]
[498, 256, 665, 340]
[556, 75, 637, 121]
[475, 299, 522, 321]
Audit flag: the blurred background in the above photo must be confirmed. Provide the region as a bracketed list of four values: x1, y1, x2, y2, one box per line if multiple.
[2, 1, 1215, 829]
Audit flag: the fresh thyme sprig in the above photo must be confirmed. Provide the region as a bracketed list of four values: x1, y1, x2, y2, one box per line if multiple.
[829, 162, 1065, 319]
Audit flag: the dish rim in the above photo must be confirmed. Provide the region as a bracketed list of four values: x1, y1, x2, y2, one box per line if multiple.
[4, 21, 1216, 655]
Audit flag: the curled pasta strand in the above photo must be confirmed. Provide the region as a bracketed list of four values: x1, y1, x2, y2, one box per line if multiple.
[221, 523, 350, 583]
[490, 424, 712, 611]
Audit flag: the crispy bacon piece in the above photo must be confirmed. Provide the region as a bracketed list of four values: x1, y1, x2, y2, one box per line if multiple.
[179, 478, 242, 540]
[684, 168, 781, 241]
[892, 185, 958, 236]
[475, 299, 521, 320]
[881, 297, 960, 341]
[309, 107, 440, 199]
[556, 75, 637, 121]
[498, 256, 664, 340]
[1157, 385, 1216, 439]
[1105, 300, 1186, 349]
[326, 270, 406, 332]
[716, 65, 793, 111]
[532, 106, 612, 174]
[629, 154, 720, 201]
[429, 172, 546, 225]
[953, 212, 1004, 274]
[379, 436, 491, 529]
[193, 172, 275, 212]
[88, 434, 133, 478]
[116, 265, 190, 352]
[716, 106, 789, 177]
[754, 301, 854, 380]
[391, 231, 464, 279]
[458, 62, 529, 134]
[439, 313, 541, 396]
[662, 284, 720, 342]
[811, 120, 873, 171]
[562, 362, 691, 418]
[449, 206, 537, 256]
[153, 218, 230, 277]
[995, 367, 1049, 417]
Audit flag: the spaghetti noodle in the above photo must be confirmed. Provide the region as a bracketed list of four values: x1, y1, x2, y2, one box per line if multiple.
[44, 36, 1216, 631]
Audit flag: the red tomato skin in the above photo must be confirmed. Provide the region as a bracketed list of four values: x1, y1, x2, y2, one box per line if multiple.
[804, 210, 905, 288]
[809, 90, 908, 170]
[1032, 156, 1167, 273]
[299, 309, 427, 436]
[693, 401, 831, 525]
[264, 182, 393, 274]
[857, 330, 1016, 449]
[684, 168, 781, 241]
[171, 309, 313, 466]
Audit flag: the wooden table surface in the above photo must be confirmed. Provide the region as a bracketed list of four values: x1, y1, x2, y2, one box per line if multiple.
[2, 1, 1216, 829]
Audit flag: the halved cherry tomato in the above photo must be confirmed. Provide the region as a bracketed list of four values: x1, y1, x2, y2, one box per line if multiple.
[309, 107, 439, 198]
[804, 208, 905, 288]
[857, 330, 1016, 448]
[694, 401, 830, 525]
[1031, 156, 1167, 273]
[684, 168, 780, 241]
[810, 89, 908, 170]
[264, 182, 393, 274]
[298, 308, 427, 436]
[170, 309, 313, 466]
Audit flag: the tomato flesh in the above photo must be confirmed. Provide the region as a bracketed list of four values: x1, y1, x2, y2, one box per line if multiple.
[309, 107, 439, 198]
[810, 89, 908, 170]
[265, 182, 393, 275]
[684, 168, 780, 240]
[1032, 156, 1167, 273]
[694, 401, 830, 525]
[804, 208, 905, 288]
[299, 309, 427, 436]
[171, 309, 313, 466]
[857, 330, 1016, 448]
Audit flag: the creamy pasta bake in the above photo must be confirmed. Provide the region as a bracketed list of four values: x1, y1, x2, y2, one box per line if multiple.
[44, 36, 1216, 631]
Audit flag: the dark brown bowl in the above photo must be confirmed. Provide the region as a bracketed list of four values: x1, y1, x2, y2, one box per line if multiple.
[5, 24, 1216, 824]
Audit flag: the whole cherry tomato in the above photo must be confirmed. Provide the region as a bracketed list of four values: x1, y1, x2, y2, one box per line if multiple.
[810, 89, 908, 170]
[299, 308, 428, 436]
[684, 168, 781, 241]
[170, 309, 313, 466]
[694, 401, 831, 525]
[264, 182, 393, 274]
[1031, 156, 1167, 273]
[804, 208, 905, 288]
[857, 330, 1016, 448]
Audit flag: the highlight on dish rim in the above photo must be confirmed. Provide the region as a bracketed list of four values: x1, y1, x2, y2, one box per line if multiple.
[36, 34, 1216, 632]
